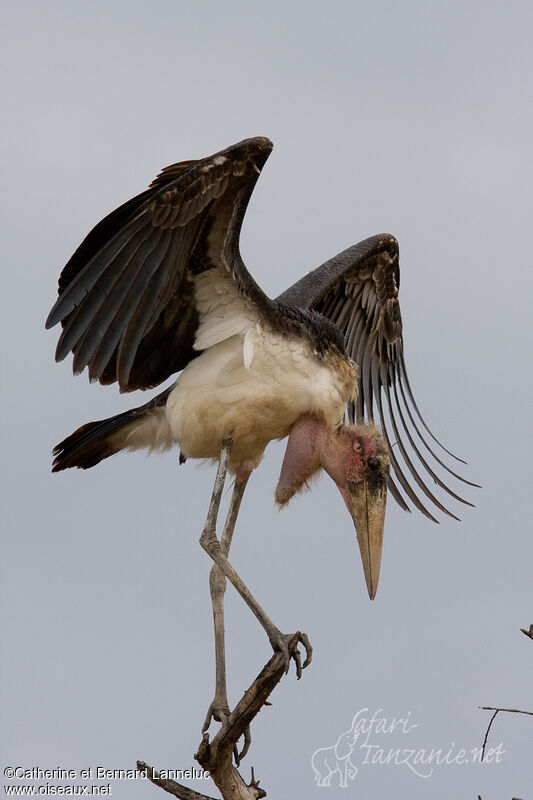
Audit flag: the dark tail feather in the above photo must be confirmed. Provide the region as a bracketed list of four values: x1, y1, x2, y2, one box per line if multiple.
[52, 387, 173, 472]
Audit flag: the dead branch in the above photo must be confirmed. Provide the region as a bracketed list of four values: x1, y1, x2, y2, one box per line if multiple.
[479, 706, 533, 760]
[520, 623, 533, 639]
[137, 762, 215, 800]
[139, 632, 307, 799]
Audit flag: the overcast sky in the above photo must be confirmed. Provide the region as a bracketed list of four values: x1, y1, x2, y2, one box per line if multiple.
[2, 2, 532, 798]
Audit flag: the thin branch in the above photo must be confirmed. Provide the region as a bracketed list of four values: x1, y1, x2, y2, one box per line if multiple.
[480, 705, 533, 716]
[480, 710, 499, 761]
[137, 762, 215, 800]
[479, 706, 533, 760]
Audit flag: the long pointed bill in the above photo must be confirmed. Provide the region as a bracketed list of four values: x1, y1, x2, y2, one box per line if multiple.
[347, 478, 387, 600]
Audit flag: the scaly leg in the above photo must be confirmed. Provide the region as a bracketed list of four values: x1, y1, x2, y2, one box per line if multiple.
[202, 476, 251, 762]
[200, 440, 312, 678]
[202, 477, 248, 721]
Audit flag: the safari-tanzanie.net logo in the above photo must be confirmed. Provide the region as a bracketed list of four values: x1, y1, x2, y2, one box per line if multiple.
[310, 707, 504, 787]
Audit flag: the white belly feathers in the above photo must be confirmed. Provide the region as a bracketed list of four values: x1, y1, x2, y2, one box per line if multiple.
[166, 327, 353, 472]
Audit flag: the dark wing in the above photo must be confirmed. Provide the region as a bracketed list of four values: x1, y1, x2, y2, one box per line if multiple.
[46, 136, 277, 391]
[277, 234, 478, 521]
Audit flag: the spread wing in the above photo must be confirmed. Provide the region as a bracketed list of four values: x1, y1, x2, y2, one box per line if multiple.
[277, 234, 478, 521]
[46, 136, 277, 392]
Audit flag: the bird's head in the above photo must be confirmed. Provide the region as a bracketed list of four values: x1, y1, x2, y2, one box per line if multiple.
[276, 417, 389, 599]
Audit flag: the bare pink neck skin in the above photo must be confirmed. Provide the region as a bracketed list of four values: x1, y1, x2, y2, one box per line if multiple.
[275, 415, 364, 506]
[275, 416, 326, 506]
[275, 414, 382, 506]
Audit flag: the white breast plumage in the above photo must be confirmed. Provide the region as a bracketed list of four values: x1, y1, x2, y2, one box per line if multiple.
[166, 325, 356, 472]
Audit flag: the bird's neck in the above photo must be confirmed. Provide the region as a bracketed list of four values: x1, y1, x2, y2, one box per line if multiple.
[275, 415, 340, 506]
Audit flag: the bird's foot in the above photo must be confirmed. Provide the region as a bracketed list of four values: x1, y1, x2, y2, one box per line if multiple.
[268, 629, 313, 678]
[234, 725, 252, 766]
[202, 699, 251, 765]
[202, 699, 231, 733]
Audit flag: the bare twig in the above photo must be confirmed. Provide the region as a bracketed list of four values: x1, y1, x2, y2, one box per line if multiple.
[480, 709, 499, 761]
[137, 762, 215, 800]
[479, 706, 533, 760]
[480, 705, 533, 716]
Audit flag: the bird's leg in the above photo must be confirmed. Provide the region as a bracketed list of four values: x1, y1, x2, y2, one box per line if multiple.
[202, 477, 246, 715]
[201, 438, 234, 541]
[200, 441, 312, 680]
[201, 440, 234, 735]
[202, 475, 252, 763]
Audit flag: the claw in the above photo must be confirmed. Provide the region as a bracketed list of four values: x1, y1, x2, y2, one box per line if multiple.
[292, 646, 302, 677]
[233, 725, 252, 766]
[202, 700, 231, 734]
[268, 630, 313, 678]
[299, 632, 313, 670]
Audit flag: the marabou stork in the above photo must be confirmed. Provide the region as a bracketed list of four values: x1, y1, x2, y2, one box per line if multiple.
[46, 136, 475, 735]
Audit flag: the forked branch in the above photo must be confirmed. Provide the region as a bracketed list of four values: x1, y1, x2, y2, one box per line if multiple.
[479, 706, 533, 761]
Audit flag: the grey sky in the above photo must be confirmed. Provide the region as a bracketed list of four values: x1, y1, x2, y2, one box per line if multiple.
[2, 1, 532, 798]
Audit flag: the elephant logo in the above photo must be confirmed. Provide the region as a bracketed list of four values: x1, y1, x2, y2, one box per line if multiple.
[311, 715, 360, 787]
